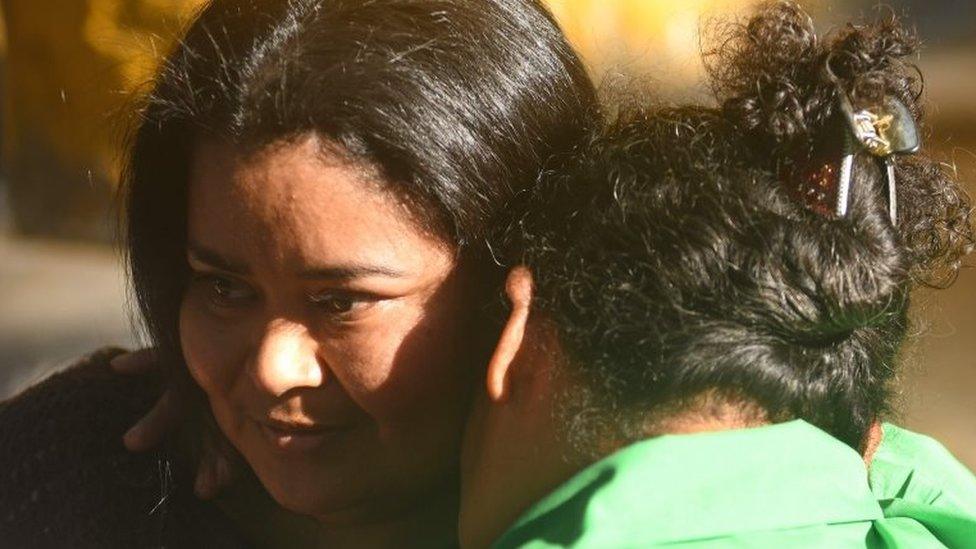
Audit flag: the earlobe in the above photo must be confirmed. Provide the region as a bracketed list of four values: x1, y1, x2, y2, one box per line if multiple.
[486, 266, 534, 402]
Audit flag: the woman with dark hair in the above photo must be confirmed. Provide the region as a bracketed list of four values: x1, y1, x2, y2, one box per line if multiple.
[460, 3, 976, 546]
[0, 0, 597, 546]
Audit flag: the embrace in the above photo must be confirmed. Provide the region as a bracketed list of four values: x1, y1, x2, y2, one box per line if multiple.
[2, 1, 975, 547]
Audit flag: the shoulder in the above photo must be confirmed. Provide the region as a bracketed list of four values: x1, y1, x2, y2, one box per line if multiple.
[0, 348, 161, 456]
[870, 422, 976, 517]
[0, 348, 167, 545]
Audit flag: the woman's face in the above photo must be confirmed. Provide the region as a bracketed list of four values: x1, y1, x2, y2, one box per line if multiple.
[180, 134, 478, 521]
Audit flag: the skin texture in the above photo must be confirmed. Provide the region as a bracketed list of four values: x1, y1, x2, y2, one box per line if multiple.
[179, 133, 478, 544]
[459, 268, 580, 549]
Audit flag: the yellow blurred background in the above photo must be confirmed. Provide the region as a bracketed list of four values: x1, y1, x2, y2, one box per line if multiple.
[0, 0, 973, 466]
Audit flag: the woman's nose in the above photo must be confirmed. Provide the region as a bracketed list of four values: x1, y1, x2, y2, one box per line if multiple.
[250, 318, 325, 396]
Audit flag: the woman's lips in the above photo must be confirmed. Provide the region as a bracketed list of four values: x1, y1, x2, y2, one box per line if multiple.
[257, 418, 353, 453]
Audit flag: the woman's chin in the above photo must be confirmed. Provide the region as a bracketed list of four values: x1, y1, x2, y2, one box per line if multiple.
[243, 439, 370, 521]
[256, 464, 366, 522]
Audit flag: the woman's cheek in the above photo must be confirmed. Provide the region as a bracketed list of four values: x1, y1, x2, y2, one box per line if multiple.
[179, 298, 246, 395]
[329, 301, 470, 426]
[316, 325, 409, 416]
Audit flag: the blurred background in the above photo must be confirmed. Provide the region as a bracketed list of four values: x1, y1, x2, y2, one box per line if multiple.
[0, 0, 973, 467]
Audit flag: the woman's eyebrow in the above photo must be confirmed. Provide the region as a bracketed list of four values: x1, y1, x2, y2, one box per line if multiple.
[187, 244, 250, 274]
[187, 243, 405, 279]
[298, 265, 407, 280]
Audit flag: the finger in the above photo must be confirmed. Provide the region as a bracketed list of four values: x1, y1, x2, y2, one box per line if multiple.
[195, 452, 232, 500]
[122, 387, 183, 452]
[194, 458, 217, 500]
[110, 348, 157, 375]
[213, 451, 236, 494]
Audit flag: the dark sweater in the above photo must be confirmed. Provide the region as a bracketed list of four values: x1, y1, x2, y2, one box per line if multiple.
[0, 348, 248, 548]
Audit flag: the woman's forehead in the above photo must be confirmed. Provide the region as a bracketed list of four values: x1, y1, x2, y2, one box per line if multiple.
[185, 135, 452, 276]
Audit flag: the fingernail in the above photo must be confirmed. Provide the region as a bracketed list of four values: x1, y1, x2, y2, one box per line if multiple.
[123, 425, 142, 449]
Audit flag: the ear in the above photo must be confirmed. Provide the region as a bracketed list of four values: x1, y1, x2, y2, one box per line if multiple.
[486, 266, 534, 402]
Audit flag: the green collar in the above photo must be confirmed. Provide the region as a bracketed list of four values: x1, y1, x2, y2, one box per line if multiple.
[494, 420, 883, 547]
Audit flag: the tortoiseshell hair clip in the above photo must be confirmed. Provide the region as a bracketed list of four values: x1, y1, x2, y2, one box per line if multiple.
[788, 55, 920, 224]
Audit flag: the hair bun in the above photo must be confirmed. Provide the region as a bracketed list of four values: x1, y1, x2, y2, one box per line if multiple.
[705, 1, 972, 287]
[706, 1, 920, 155]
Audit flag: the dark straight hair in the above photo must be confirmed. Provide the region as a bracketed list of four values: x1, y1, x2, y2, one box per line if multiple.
[123, 0, 599, 367]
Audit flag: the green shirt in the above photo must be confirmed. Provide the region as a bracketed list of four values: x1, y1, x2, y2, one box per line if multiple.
[494, 421, 976, 548]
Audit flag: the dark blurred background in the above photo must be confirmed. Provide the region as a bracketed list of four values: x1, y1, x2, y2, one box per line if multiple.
[0, 0, 973, 467]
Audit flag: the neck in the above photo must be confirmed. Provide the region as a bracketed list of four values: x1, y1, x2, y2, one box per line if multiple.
[462, 391, 770, 548]
[458, 379, 580, 549]
[643, 392, 769, 437]
[220, 475, 459, 548]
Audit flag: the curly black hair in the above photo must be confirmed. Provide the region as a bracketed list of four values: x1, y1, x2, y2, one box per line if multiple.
[504, 1, 974, 452]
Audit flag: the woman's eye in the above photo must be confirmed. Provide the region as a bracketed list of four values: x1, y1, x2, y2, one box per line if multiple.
[309, 292, 374, 317]
[194, 274, 256, 307]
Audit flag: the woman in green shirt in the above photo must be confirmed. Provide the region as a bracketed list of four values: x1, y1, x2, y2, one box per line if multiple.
[460, 3, 976, 547]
